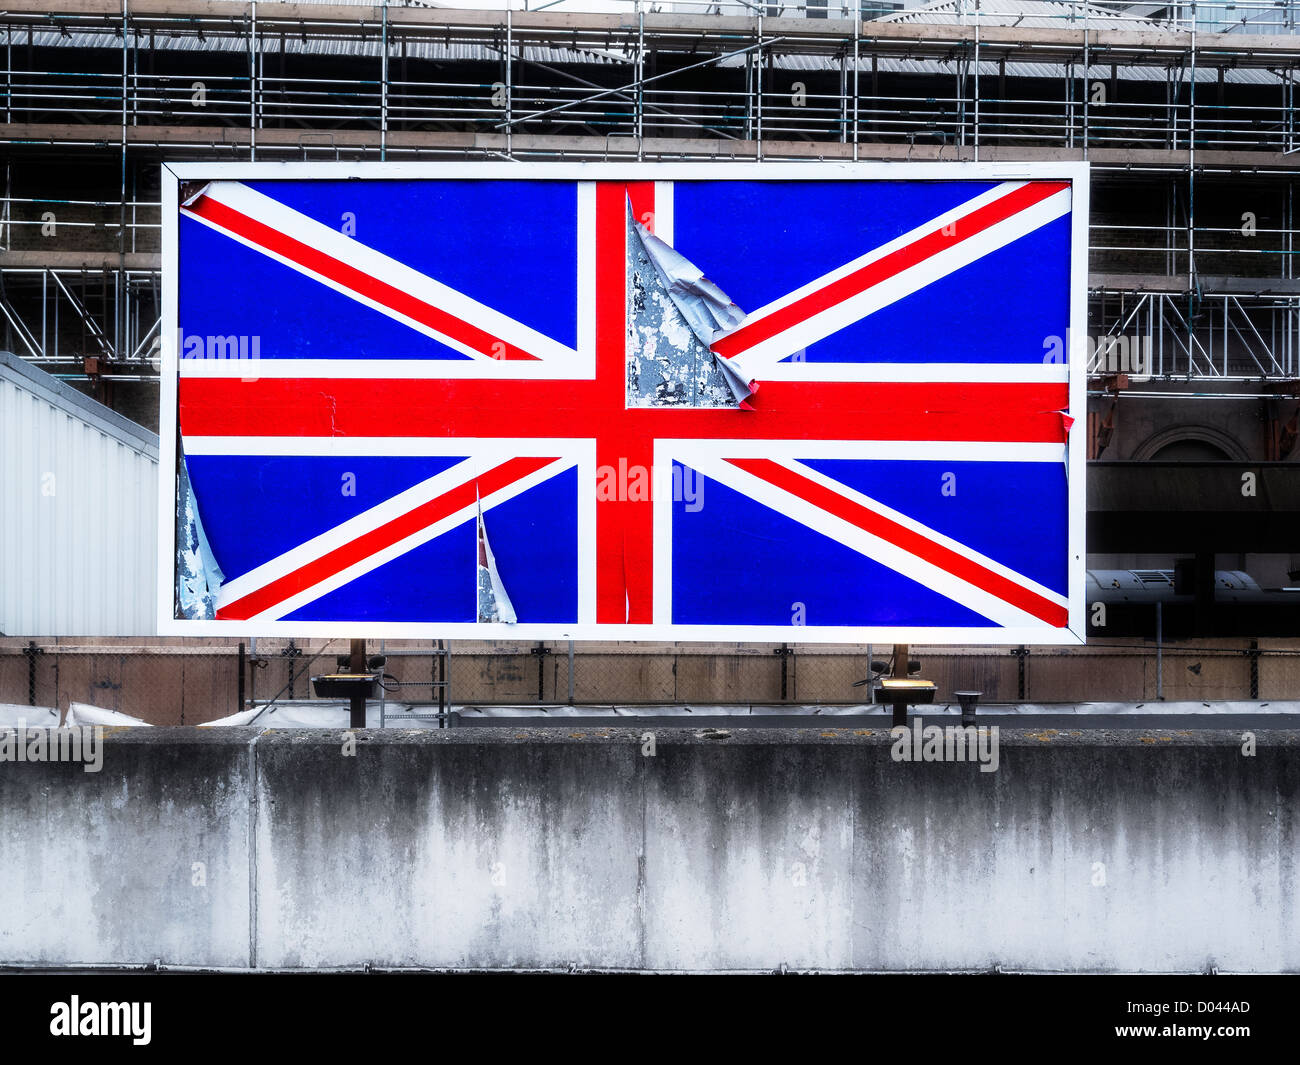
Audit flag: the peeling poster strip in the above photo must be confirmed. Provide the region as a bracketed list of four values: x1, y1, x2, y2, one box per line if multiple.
[175, 448, 225, 620]
[627, 207, 753, 408]
[179, 181, 212, 208]
[1058, 410, 1075, 477]
[476, 501, 517, 625]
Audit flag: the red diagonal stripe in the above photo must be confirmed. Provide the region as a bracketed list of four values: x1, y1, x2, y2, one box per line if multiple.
[726, 457, 1068, 628]
[712, 181, 1070, 360]
[184, 195, 541, 362]
[215, 455, 556, 621]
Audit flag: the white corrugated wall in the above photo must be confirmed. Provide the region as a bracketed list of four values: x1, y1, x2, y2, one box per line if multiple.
[0, 353, 158, 636]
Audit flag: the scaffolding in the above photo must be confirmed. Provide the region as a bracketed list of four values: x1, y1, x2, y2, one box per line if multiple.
[2, 0, 1300, 388]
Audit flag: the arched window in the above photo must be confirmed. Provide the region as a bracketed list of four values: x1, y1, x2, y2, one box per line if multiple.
[1133, 426, 1249, 462]
[1149, 439, 1233, 462]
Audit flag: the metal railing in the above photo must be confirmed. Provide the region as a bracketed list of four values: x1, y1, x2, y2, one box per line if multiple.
[3, 638, 1298, 720]
[3, 68, 1298, 154]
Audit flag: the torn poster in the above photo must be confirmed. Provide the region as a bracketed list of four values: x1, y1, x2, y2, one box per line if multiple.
[476, 502, 517, 625]
[175, 450, 224, 620]
[179, 181, 211, 207]
[628, 210, 752, 407]
[1053, 410, 1076, 477]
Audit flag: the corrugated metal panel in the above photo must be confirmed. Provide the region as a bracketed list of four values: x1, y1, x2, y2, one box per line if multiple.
[24, 29, 631, 65]
[878, 0, 1161, 29]
[738, 51, 1284, 83]
[21, 14, 1280, 80]
[0, 351, 158, 636]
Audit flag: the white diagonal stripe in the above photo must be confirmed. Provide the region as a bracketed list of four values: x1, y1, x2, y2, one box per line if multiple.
[178, 357, 596, 380]
[746, 361, 1069, 384]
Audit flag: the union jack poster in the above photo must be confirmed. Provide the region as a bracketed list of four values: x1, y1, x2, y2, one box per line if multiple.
[159, 162, 1087, 643]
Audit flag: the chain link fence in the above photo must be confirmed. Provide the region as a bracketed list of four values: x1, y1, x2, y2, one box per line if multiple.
[4, 637, 1300, 724]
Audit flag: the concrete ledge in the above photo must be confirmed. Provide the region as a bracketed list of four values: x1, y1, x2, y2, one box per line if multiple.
[1, 728, 1296, 971]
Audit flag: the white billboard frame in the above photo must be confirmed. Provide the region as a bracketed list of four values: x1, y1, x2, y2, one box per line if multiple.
[157, 160, 1088, 644]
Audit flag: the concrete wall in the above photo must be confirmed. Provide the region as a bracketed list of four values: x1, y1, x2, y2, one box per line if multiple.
[1, 728, 1296, 972]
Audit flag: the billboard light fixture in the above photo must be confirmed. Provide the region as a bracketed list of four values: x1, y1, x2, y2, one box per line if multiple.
[875, 677, 937, 727]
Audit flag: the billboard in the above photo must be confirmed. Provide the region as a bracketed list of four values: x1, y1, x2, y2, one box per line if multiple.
[159, 161, 1087, 643]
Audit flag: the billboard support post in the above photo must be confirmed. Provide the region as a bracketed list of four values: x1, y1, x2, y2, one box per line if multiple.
[891, 643, 909, 726]
[874, 642, 935, 724]
[350, 638, 367, 728]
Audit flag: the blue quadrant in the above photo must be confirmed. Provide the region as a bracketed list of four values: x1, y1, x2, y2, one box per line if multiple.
[278, 464, 579, 624]
[800, 458, 1068, 595]
[179, 215, 475, 361]
[481, 465, 578, 625]
[671, 180, 1068, 365]
[282, 519, 477, 623]
[244, 179, 578, 347]
[671, 463, 998, 628]
[187, 455, 467, 582]
[798, 214, 1071, 364]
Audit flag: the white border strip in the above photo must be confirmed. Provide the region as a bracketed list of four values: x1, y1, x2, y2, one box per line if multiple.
[169, 161, 1089, 183]
[183, 437, 1070, 461]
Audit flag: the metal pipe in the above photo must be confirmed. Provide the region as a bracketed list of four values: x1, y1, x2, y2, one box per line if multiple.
[852, 13, 859, 159]
[756, 13, 763, 160]
[249, 0, 258, 160]
[973, 7, 979, 160]
[635, 10, 643, 154]
[380, 0, 388, 160]
[505, 9, 512, 158]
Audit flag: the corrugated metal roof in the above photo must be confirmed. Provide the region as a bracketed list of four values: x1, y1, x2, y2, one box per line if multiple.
[728, 50, 1285, 83]
[0, 351, 158, 637]
[17, 29, 631, 65]
[877, 0, 1160, 30]
[774, 52, 1284, 83]
[21, 26, 1285, 82]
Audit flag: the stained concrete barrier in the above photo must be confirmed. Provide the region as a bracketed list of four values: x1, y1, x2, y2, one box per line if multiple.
[0, 728, 1296, 972]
